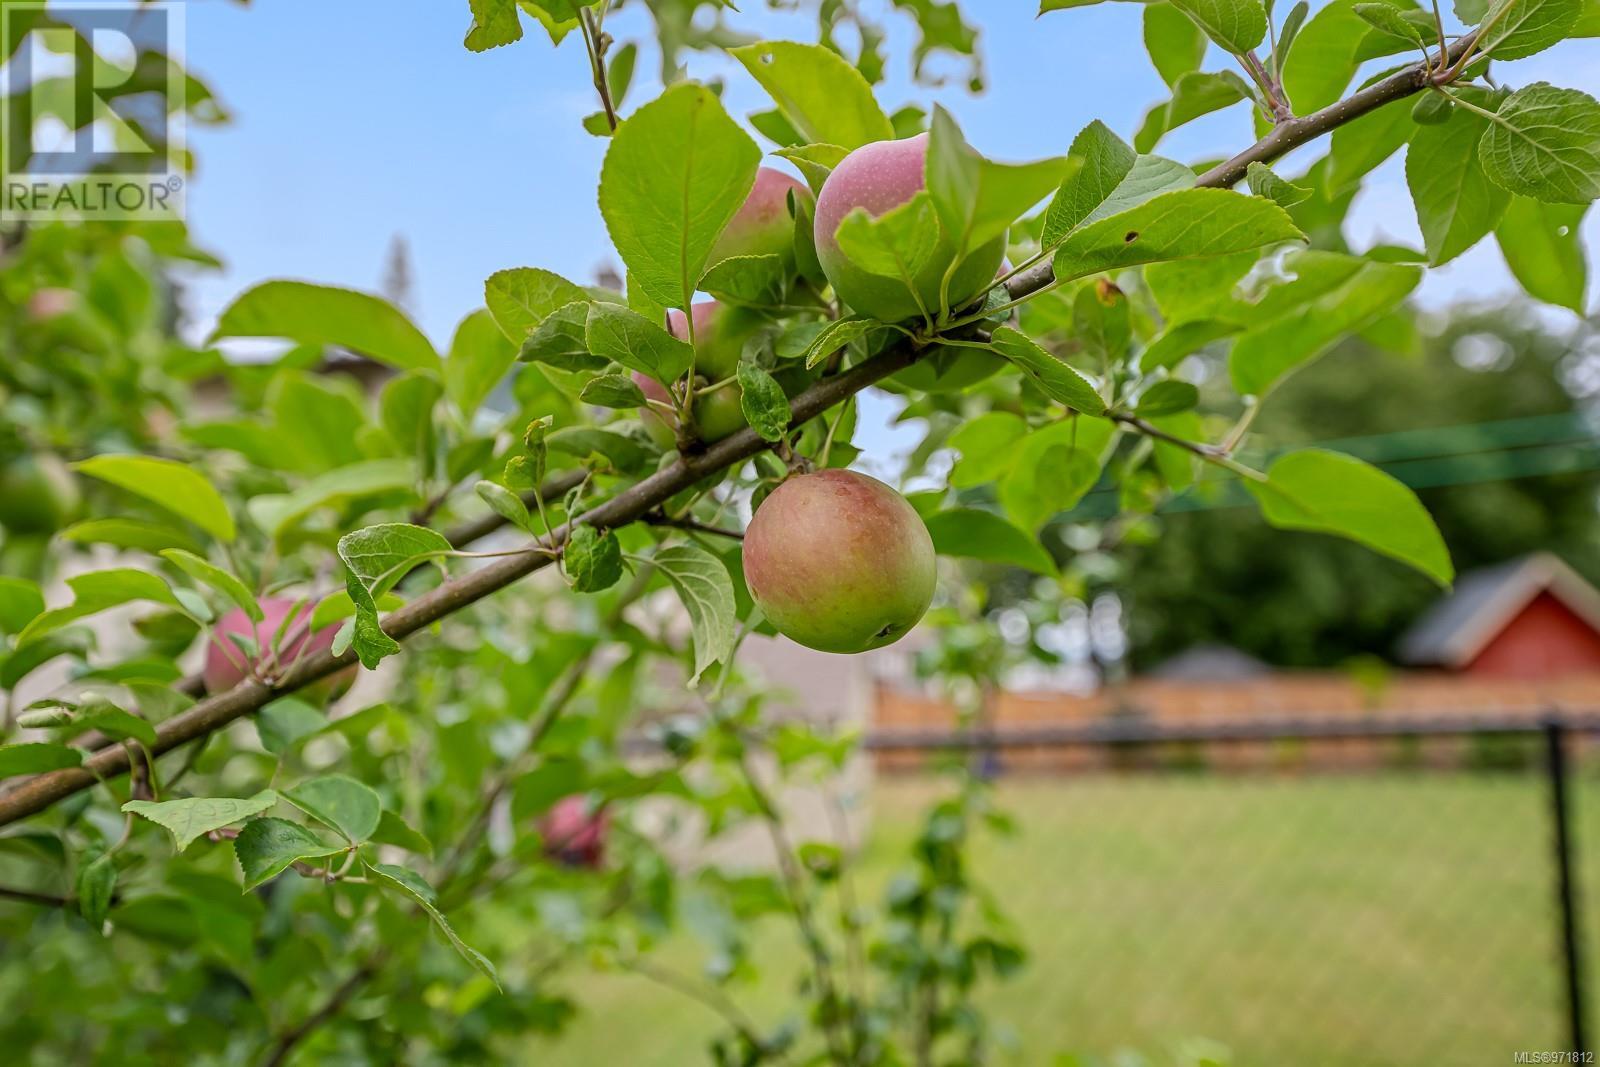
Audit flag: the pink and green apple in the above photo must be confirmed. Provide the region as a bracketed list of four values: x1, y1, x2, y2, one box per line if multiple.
[813, 133, 1005, 324]
[742, 469, 935, 653]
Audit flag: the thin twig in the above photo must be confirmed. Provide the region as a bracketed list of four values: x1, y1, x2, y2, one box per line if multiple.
[641, 512, 745, 541]
[258, 952, 389, 1067]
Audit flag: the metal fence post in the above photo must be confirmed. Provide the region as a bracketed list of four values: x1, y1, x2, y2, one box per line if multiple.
[1544, 716, 1589, 1056]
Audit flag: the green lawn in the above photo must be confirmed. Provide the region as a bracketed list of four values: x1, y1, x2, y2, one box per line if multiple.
[530, 773, 1598, 1066]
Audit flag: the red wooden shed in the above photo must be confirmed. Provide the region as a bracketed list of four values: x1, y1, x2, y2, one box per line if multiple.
[1398, 553, 1600, 679]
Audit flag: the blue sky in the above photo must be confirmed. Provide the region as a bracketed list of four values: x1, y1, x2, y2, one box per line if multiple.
[177, 1, 1597, 443]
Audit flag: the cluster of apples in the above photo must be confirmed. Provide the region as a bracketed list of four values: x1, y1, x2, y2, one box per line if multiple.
[634, 132, 1008, 656]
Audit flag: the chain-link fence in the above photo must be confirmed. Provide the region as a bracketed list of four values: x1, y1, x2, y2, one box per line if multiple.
[868, 715, 1597, 1066]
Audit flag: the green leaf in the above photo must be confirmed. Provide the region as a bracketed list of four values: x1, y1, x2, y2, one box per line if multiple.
[565, 525, 624, 593]
[283, 776, 382, 843]
[1353, 2, 1428, 46]
[233, 817, 344, 890]
[445, 308, 518, 417]
[475, 480, 533, 532]
[1141, 318, 1243, 370]
[1407, 95, 1509, 263]
[579, 373, 649, 411]
[256, 698, 326, 757]
[123, 791, 280, 852]
[519, 301, 604, 370]
[210, 281, 438, 373]
[1052, 188, 1303, 282]
[988, 326, 1107, 416]
[0, 742, 83, 778]
[1495, 196, 1588, 311]
[60, 518, 202, 556]
[1042, 122, 1138, 248]
[1135, 70, 1253, 153]
[248, 459, 418, 539]
[372, 810, 432, 855]
[999, 417, 1118, 531]
[0, 577, 44, 636]
[600, 82, 761, 311]
[1477, 0, 1581, 59]
[160, 550, 261, 623]
[1144, 2, 1209, 86]
[465, 0, 521, 51]
[1272, 0, 1311, 76]
[366, 863, 500, 987]
[803, 316, 885, 370]
[949, 412, 1030, 488]
[924, 509, 1057, 575]
[336, 523, 446, 669]
[835, 192, 942, 292]
[484, 267, 589, 342]
[774, 142, 850, 193]
[266, 373, 370, 474]
[339, 523, 451, 599]
[73, 701, 158, 748]
[76, 854, 115, 929]
[379, 370, 442, 467]
[1078, 154, 1196, 227]
[1245, 450, 1453, 585]
[606, 40, 637, 106]
[1478, 83, 1600, 204]
[650, 544, 736, 686]
[1135, 379, 1200, 415]
[1328, 96, 1415, 191]
[585, 303, 694, 384]
[927, 106, 1071, 263]
[1281, 0, 1372, 114]
[546, 427, 652, 473]
[1170, 0, 1268, 49]
[18, 569, 185, 647]
[728, 41, 894, 150]
[736, 362, 790, 443]
[1246, 162, 1313, 206]
[1229, 256, 1421, 394]
[700, 255, 789, 308]
[74, 454, 235, 542]
[0, 628, 94, 690]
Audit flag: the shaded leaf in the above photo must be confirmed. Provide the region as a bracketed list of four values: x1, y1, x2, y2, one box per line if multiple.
[233, 817, 344, 890]
[367, 863, 500, 987]
[924, 509, 1057, 575]
[650, 544, 736, 686]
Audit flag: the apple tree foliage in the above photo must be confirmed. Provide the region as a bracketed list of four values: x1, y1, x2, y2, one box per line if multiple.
[0, 0, 1597, 1062]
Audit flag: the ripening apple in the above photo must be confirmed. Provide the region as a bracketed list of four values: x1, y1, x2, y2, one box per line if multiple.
[0, 453, 80, 534]
[204, 596, 355, 700]
[709, 166, 812, 273]
[25, 288, 79, 323]
[631, 300, 766, 445]
[742, 469, 936, 654]
[813, 132, 1005, 324]
[539, 795, 609, 869]
[634, 371, 678, 449]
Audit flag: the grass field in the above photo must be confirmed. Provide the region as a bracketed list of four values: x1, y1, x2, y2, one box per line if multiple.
[530, 772, 1599, 1066]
